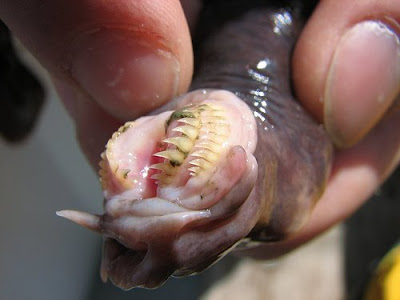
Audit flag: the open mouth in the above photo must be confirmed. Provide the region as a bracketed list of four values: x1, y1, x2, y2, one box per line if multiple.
[57, 89, 259, 289]
[99, 89, 258, 210]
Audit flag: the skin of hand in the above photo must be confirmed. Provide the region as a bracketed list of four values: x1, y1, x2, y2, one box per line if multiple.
[1, 0, 399, 259]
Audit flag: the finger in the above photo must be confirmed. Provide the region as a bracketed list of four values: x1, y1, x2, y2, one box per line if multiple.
[0, 0, 193, 121]
[293, 0, 400, 147]
[53, 79, 121, 167]
[237, 96, 400, 260]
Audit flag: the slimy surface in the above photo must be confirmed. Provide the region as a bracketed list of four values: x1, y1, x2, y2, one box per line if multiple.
[58, 0, 333, 289]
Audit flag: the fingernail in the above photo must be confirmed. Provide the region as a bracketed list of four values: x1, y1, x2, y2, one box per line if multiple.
[324, 20, 400, 148]
[69, 29, 180, 120]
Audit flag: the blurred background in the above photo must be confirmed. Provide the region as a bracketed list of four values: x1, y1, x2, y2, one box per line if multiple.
[0, 34, 102, 299]
[1, 29, 399, 300]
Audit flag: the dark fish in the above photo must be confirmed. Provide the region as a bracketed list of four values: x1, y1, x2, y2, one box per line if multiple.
[58, 0, 333, 289]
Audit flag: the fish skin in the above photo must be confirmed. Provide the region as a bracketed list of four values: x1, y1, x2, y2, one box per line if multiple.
[58, 0, 333, 289]
[190, 0, 333, 241]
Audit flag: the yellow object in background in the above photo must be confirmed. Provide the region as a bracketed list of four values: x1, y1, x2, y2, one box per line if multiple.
[364, 243, 400, 300]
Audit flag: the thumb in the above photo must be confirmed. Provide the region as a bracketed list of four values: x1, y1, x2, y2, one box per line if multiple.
[0, 0, 193, 121]
[292, 0, 400, 148]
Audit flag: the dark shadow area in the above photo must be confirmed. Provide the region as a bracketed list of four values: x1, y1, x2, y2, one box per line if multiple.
[345, 167, 400, 299]
[0, 20, 45, 143]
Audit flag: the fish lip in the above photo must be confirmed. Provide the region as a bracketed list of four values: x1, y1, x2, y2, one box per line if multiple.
[100, 89, 257, 208]
[98, 90, 258, 287]
[59, 89, 259, 289]
[101, 237, 150, 290]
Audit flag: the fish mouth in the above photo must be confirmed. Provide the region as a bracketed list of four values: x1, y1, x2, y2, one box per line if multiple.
[57, 89, 259, 289]
[99, 89, 258, 210]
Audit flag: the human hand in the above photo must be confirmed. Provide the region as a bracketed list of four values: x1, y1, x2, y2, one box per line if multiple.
[1, 0, 399, 259]
[244, 0, 400, 258]
[0, 0, 195, 167]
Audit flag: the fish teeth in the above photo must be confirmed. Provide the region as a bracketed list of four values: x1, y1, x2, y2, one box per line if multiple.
[191, 149, 219, 162]
[200, 132, 228, 145]
[163, 136, 194, 153]
[111, 131, 121, 140]
[201, 116, 229, 125]
[118, 169, 131, 179]
[151, 173, 173, 185]
[106, 138, 114, 150]
[189, 158, 213, 170]
[117, 122, 134, 133]
[172, 125, 199, 140]
[188, 166, 201, 176]
[179, 117, 201, 128]
[149, 163, 176, 175]
[98, 161, 108, 189]
[151, 102, 232, 181]
[200, 109, 225, 118]
[105, 122, 136, 155]
[200, 125, 230, 137]
[195, 140, 221, 153]
[99, 159, 107, 168]
[154, 150, 185, 166]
